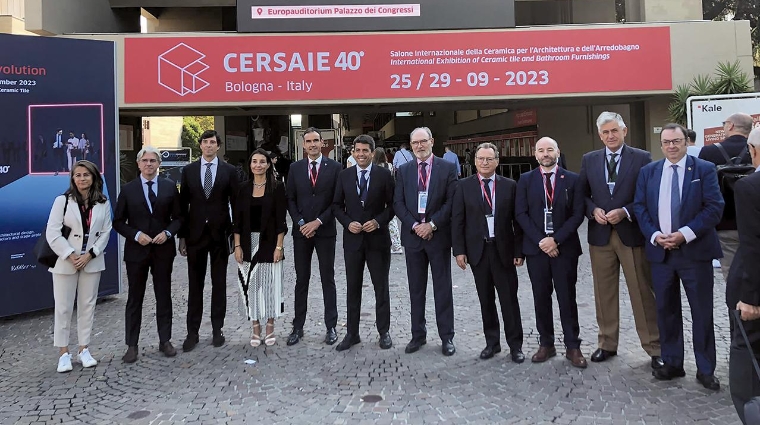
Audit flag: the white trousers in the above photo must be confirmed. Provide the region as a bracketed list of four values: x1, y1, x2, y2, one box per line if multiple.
[52, 271, 101, 347]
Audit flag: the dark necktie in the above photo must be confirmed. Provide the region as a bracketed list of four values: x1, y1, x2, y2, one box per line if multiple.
[311, 161, 318, 187]
[418, 161, 428, 192]
[203, 163, 213, 198]
[482, 178, 493, 214]
[146, 180, 157, 207]
[607, 153, 618, 182]
[544, 172, 554, 208]
[359, 170, 368, 204]
[670, 164, 680, 232]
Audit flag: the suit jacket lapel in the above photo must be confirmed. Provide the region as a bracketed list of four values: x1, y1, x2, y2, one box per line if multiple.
[210, 160, 223, 195]
[68, 197, 83, 228]
[651, 160, 664, 216]
[681, 155, 695, 202]
[613, 145, 633, 196]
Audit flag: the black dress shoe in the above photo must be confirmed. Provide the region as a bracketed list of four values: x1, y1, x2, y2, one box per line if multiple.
[590, 348, 617, 362]
[182, 334, 199, 352]
[404, 338, 426, 354]
[652, 364, 686, 380]
[286, 329, 304, 346]
[212, 330, 225, 348]
[442, 339, 456, 356]
[696, 373, 720, 390]
[122, 346, 138, 363]
[379, 333, 392, 349]
[335, 334, 361, 352]
[159, 341, 177, 357]
[651, 356, 664, 370]
[325, 328, 338, 345]
[510, 349, 525, 364]
[480, 345, 501, 360]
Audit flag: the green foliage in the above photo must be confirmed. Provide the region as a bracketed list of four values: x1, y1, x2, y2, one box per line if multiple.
[191, 116, 215, 131]
[120, 152, 136, 185]
[181, 116, 202, 160]
[668, 60, 754, 125]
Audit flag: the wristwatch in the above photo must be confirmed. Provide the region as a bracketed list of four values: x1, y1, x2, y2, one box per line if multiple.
[275, 246, 284, 251]
[429, 221, 437, 231]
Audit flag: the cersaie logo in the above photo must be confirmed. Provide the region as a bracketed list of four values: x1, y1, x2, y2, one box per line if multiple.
[158, 43, 210, 96]
[696, 104, 723, 112]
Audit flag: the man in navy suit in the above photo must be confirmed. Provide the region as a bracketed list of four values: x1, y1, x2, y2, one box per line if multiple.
[452, 142, 525, 362]
[286, 127, 341, 346]
[394, 127, 458, 356]
[633, 123, 724, 390]
[578, 112, 661, 369]
[332, 135, 395, 352]
[515, 137, 587, 368]
[113, 146, 183, 363]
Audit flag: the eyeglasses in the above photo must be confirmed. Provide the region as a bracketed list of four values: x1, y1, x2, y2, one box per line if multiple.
[410, 139, 430, 146]
[140, 158, 158, 164]
[722, 121, 732, 126]
[661, 139, 685, 146]
[475, 157, 497, 163]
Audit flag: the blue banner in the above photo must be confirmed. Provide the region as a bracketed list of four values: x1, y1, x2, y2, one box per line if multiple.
[0, 34, 119, 317]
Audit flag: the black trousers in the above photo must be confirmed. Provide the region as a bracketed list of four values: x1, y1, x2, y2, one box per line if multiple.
[344, 244, 391, 336]
[125, 256, 174, 346]
[53, 147, 66, 171]
[526, 252, 581, 349]
[405, 245, 455, 341]
[292, 235, 338, 330]
[471, 243, 523, 350]
[186, 225, 229, 335]
[730, 316, 760, 425]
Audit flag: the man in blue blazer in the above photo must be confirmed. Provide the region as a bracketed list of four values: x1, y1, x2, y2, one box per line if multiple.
[286, 127, 341, 346]
[515, 137, 587, 368]
[633, 123, 724, 390]
[578, 112, 661, 369]
[394, 127, 458, 356]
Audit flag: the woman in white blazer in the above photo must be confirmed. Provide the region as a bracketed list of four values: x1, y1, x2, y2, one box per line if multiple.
[46, 160, 112, 372]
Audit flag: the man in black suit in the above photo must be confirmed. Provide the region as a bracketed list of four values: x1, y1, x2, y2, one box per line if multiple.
[516, 137, 587, 368]
[728, 126, 760, 423]
[452, 142, 525, 362]
[113, 146, 183, 363]
[394, 127, 458, 356]
[578, 112, 661, 369]
[178, 130, 239, 351]
[332, 135, 395, 352]
[699, 112, 753, 280]
[52, 129, 66, 173]
[286, 127, 341, 346]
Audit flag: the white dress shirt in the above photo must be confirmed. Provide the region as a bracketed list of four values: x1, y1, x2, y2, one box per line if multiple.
[478, 173, 496, 211]
[651, 155, 696, 244]
[134, 174, 171, 241]
[306, 155, 323, 178]
[200, 156, 219, 188]
[355, 163, 372, 194]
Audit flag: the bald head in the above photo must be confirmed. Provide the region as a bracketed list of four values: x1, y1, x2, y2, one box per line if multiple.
[747, 127, 760, 167]
[535, 137, 559, 151]
[535, 137, 560, 170]
[726, 113, 753, 137]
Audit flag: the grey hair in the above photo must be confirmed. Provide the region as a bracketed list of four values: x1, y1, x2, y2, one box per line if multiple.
[596, 111, 627, 132]
[136, 145, 162, 163]
[475, 142, 499, 158]
[748, 126, 760, 147]
[410, 127, 433, 140]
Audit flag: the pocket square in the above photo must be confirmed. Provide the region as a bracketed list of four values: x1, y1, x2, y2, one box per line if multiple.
[690, 179, 700, 183]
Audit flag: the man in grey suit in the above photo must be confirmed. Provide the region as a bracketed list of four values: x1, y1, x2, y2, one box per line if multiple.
[394, 127, 458, 356]
[578, 112, 662, 369]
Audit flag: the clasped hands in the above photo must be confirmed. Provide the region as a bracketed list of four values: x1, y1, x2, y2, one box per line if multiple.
[737, 301, 760, 321]
[299, 219, 322, 239]
[67, 252, 92, 270]
[348, 220, 379, 234]
[539, 237, 559, 258]
[456, 254, 523, 270]
[654, 232, 685, 250]
[593, 207, 627, 225]
[414, 223, 434, 240]
[138, 232, 167, 246]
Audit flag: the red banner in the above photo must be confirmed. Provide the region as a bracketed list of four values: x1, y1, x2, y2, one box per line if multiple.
[124, 26, 672, 104]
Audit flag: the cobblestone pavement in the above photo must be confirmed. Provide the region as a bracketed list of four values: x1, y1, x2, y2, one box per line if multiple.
[0, 225, 742, 425]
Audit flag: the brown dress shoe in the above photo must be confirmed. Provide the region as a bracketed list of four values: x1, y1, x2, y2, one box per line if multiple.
[566, 348, 587, 368]
[122, 346, 138, 363]
[159, 341, 177, 357]
[531, 346, 557, 363]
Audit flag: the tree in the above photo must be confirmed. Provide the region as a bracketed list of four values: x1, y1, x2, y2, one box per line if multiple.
[181, 116, 202, 159]
[191, 116, 215, 131]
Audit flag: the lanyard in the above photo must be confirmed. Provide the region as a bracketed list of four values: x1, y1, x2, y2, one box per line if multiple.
[477, 174, 495, 210]
[80, 205, 93, 229]
[417, 159, 432, 191]
[309, 160, 320, 187]
[542, 169, 558, 209]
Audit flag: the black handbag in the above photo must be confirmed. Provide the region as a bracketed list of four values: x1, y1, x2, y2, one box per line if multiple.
[735, 310, 760, 425]
[34, 197, 71, 268]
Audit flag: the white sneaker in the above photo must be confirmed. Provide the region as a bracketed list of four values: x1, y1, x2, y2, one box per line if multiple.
[78, 348, 97, 368]
[57, 353, 73, 373]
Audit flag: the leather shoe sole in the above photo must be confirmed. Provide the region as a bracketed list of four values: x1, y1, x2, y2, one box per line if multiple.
[405, 339, 426, 354]
[590, 348, 617, 362]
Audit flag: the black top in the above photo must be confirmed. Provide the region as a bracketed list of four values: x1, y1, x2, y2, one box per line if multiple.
[78, 202, 93, 235]
[249, 196, 263, 232]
